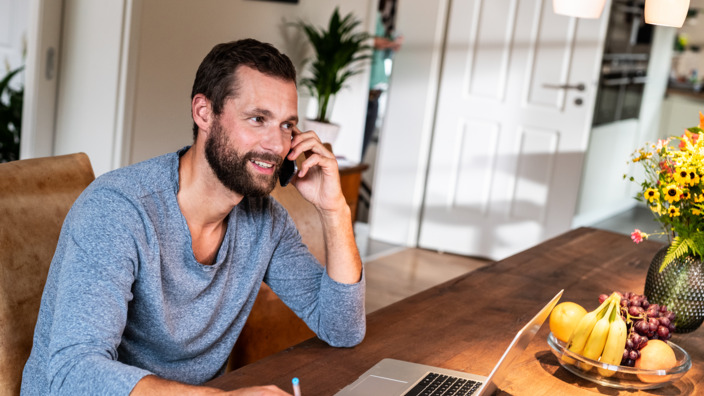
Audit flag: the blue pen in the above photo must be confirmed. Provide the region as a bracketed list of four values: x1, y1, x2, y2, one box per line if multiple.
[292, 377, 301, 396]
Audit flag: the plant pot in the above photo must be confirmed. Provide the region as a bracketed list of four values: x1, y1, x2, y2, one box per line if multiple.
[552, 0, 607, 18]
[301, 119, 340, 147]
[644, 245, 704, 333]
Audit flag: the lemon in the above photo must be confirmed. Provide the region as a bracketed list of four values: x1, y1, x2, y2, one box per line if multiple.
[550, 301, 588, 343]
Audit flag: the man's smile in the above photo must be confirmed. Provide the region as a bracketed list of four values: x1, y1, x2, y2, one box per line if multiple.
[252, 159, 274, 169]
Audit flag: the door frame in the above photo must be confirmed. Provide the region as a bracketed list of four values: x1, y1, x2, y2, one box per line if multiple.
[21, 0, 141, 175]
[21, 0, 63, 159]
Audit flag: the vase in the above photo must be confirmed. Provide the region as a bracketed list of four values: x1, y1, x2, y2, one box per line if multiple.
[644, 245, 704, 333]
[301, 119, 340, 147]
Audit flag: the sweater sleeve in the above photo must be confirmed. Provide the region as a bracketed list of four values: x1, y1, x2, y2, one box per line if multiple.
[45, 188, 151, 394]
[263, 206, 366, 347]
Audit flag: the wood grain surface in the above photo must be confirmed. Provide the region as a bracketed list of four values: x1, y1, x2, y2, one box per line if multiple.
[207, 227, 703, 395]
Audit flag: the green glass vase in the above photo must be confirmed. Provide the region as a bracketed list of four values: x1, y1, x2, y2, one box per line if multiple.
[644, 245, 704, 333]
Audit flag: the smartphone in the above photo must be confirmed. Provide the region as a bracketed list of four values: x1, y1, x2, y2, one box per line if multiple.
[279, 151, 297, 187]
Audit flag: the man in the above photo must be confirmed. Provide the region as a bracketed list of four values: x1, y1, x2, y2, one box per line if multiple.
[21, 39, 365, 395]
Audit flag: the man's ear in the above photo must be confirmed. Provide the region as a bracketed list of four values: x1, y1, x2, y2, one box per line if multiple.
[192, 94, 212, 136]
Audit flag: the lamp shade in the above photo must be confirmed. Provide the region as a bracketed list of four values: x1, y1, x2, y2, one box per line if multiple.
[553, 0, 607, 18]
[645, 0, 690, 27]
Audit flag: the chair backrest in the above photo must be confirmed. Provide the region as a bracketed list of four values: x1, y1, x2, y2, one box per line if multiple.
[227, 160, 326, 370]
[0, 153, 94, 396]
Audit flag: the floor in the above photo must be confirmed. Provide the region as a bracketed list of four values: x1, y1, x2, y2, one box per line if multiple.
[357, 205, 664, 314]
[355, 222, 493, 313]
[589, 205, 669, 243]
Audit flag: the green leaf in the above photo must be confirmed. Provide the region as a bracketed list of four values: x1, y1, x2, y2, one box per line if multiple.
[294, 7, 370, 122]
[661, 236, 696, 272]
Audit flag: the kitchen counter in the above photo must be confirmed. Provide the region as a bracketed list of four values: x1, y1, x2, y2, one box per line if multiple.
[666, 86, 704, 102]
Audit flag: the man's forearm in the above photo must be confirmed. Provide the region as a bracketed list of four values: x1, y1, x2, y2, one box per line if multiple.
[131, 375, 223, 396]
[318, 203, 363, 284]
[131, 376, 291, 396]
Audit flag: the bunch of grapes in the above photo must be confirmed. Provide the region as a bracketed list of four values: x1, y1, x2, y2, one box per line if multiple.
[598, 292, 676, 367]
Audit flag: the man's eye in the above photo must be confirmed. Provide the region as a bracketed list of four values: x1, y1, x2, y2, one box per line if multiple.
[250, 116, 264, 123]
[282, 122, 294, 130]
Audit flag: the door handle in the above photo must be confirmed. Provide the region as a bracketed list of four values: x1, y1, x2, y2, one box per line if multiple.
[542, 83, 586, 91]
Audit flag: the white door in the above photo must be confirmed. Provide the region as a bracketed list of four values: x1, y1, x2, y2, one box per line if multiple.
[418, 0, 610, 259]
[21, 0, 63, 159]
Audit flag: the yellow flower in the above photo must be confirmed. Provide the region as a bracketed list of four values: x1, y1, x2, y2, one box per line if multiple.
[644, 188, 660, 202]
[649, 202, 663, 216]
[696, 194, 704, 203]
[687, 169, 701, 186]
[668, 206, 681, 217]
[632, 150, 652, 162]
[682, 190, 691, 201]
[663, 184, 682, 203]
[674, 167, 689, 185]
[692, 208, 702, 216]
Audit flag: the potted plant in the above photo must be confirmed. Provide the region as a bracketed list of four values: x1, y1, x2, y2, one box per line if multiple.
[0, 65, 23, 163]
[627, 111, 704, 332]
[294, 7, 370, 144]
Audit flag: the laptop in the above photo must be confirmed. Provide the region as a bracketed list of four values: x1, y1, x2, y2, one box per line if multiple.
[335, 289, 563, 396]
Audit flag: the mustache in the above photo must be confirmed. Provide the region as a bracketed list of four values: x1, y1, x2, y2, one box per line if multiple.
[242, 151, 284, 168]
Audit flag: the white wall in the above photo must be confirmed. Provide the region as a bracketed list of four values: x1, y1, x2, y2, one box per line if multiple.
[0, 0, 28, 82]
[129, 0, 373, 166]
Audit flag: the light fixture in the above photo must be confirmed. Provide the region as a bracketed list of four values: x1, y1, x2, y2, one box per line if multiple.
[553, 0, 607, 19]
[645, 0, 690, 28]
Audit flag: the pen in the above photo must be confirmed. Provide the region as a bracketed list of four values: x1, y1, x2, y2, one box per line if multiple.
[292, 377, 301, 396]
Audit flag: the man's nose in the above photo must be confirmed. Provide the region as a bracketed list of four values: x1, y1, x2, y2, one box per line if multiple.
[261, 126, 287, 155]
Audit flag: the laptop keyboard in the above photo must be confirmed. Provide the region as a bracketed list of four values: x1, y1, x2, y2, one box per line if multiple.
[403, 372, 482, 396]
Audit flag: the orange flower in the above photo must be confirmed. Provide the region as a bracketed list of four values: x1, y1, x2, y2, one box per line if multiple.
[679, 130, 700, 149]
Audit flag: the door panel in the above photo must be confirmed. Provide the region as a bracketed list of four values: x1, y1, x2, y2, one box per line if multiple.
[525, 3, 575, 108]
[419, 0, 608, 259]
[511, 127, 558, 222]
[465, 0, 517, 100]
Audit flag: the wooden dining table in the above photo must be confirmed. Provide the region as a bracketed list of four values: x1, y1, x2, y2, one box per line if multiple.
[207, 227, 703, 395]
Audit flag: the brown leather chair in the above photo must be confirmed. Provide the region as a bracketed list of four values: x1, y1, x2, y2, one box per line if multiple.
[227, 162, 327, 370]
[0, 153, 95, 396]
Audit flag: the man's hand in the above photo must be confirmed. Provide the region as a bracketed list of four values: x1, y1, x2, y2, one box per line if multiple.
[131, 375, 291, 395]
[286, 126, 362, 284]
[227, 385, 291, 395]
[288, 126, 347, 214]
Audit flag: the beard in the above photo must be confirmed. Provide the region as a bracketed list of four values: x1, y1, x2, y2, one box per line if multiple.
[204, 118, 282, 197]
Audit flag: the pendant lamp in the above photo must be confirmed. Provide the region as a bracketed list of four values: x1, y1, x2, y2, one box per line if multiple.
[553, 0, 607, 19]
[645, 0, 690, 27]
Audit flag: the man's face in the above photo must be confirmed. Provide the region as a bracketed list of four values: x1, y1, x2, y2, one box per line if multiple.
[204, 66, 298, 197]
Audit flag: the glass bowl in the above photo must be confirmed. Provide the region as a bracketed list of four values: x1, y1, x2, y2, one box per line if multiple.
[547, 332, 691, 390]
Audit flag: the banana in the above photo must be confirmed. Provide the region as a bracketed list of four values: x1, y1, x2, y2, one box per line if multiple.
[563, 295, 613, 364]
[578, 299, 616, 371]
[597, 310, 628, 377]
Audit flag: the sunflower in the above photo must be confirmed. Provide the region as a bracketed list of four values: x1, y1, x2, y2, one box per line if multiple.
[643, 188, 660, 203]
[674, 167, 690, 185]
[682, 190, 691, 201]
[687, 168, 701, 186]
[693, 208, 702, 216]
[649, 202, 663, 216]
[696, 194, 704, 203]
[663, 184, 682, 203]
[668, 206, 681, 217]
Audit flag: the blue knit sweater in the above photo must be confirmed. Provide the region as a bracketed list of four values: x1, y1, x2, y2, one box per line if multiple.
[21, 149, 365, 395]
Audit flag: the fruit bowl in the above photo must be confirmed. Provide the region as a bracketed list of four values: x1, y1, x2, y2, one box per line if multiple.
[547, 332, 691, 390]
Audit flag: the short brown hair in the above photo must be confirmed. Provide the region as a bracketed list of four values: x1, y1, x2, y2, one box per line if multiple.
[190, 39, 296, 139]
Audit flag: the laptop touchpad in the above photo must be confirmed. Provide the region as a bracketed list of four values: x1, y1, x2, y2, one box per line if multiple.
[348, 375, 410, 395]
